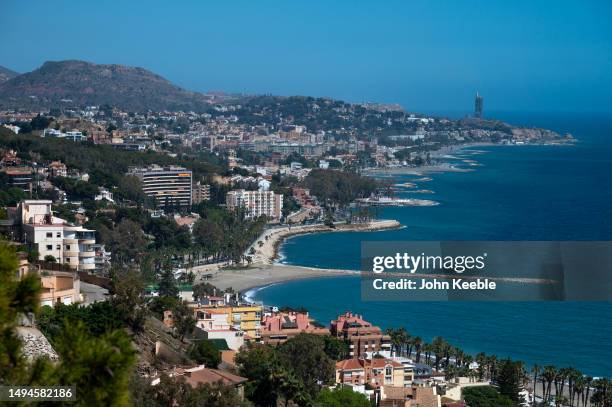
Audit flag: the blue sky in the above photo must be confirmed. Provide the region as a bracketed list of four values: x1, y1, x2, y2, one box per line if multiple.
[3, 0, 612, 113]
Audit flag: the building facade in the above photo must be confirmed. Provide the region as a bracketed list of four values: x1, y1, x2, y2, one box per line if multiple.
[226, 189, 283, 221]
[330, 312, 391, 358]
[260, 311, 330, 345]
[17, 200, 97, 271]
[192, 181, 211, 204]
[128, 165, 192, 209]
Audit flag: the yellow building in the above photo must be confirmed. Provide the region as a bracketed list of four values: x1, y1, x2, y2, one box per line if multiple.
[194, 303, 263, 341]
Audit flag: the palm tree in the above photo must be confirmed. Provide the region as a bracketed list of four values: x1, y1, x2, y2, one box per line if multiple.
[572, 375, 586, 407]
[412, 336, 423, 363]
[475, 352, 487, 381]
[583, 376, 593, 407]
[431, 337, 446, 371]
[542, 366, 558, 402]
[532, 364, 541, 401]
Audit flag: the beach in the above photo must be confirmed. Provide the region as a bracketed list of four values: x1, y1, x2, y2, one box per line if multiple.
[245, 219, 401, 265]
[193, 219, 400, 293]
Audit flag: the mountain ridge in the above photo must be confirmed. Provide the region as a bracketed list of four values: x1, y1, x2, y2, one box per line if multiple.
[0, 65, 19, 83]
[0, 60, 214, 112]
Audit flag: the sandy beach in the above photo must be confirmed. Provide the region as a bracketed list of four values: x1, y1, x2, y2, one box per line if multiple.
[246, 219, 401, 265]
[207, 263, 357, 293]
[193, 219, 400, 293]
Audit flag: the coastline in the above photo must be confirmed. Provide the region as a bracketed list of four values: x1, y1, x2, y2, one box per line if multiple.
[246, 219, 402, 266]
[201, 219, 401, 294]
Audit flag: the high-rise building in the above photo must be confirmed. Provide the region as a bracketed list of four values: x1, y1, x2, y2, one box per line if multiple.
[128, 165, 192, 209]
[226, 189, 283, 221]
[474, 91, 483, 119]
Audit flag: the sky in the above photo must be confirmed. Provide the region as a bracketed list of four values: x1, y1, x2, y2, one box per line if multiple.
[3, 0, 612, 113]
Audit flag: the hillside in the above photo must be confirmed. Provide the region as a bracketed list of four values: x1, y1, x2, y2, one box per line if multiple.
[0, 60, 214, 112]
[0, 65, 18, 82]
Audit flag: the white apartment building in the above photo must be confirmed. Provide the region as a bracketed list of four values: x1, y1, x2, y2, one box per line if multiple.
[128, 165, 192, 208]
[226, 189, 283, 221]
[17, 200, 97, 271]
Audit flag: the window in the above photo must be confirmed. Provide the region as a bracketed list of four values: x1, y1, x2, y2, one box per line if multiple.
[46, 245, 52, 250]
[56, 244, 61, 250]
[46, 232, 52, 238]
[66, 245, 70, 250]
[385, 366, 393, 383]
[56, 232, 61, 238]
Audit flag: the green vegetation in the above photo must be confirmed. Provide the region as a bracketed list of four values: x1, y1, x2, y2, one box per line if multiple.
[188, 340, 221, 368]
[0, 131, 222, 195]
[316, 386, 372, 407]
[0, 241, 136, 406]
[304, 169, 381, 207]
[236, 333, 337, 406]
[462, 386, 517, 407]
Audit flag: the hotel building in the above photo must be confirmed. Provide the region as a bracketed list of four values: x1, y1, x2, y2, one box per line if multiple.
[128, 165, 193, 209]
[226, 189, 283, 221]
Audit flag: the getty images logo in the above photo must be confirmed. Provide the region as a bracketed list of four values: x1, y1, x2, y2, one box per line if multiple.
[372, 252, 488, 274]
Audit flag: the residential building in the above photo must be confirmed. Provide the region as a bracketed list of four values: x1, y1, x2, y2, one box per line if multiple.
[193, 301, 263, 341]
[39, 270, 81, 306]
[48, 161, 68, 178]
[15, 255, 81, 306]
[226, 189, 283, 221]
[154, 365, 247, 401]
[16, 200, 97, 271]
[335, 357, 405, 389]
[193, 308, 245, 351]
[380, 385, 442, 407]
[330, 312, 391, 358]
[192, 181, 211, 204]
[2, 166, 33, 194]
[260, 311, 330, 345]
[128, 165, 192, 208]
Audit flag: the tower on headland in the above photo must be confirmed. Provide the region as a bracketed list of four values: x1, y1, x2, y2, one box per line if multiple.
[474, 91, 483, 119]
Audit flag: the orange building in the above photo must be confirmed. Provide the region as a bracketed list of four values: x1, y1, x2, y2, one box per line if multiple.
[260, 311, 329, 345]
[330, 312, 391, 358]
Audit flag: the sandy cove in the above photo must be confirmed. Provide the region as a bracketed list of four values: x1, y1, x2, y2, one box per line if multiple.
[196, 219, 401, 293]
[247, 219, 402, 265]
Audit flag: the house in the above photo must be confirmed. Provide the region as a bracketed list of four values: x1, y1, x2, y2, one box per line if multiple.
[48, 161, 68, 178]
[335, 357, 406, 389]
[260, 311, 329, 345]
[15, 255, 81, 306]
[330, 312, 391, 358]
[154, 365, 248, 401]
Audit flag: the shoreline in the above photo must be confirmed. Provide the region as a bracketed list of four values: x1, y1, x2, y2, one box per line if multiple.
[201, 219, 401, 294]
[246, 219, 402, 266]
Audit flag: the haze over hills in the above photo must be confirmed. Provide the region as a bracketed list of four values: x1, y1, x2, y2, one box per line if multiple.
[0, 60, 216, 112]
[0, 65, 19, 83]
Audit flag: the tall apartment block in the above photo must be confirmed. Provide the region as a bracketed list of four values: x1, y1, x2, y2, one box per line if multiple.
[192, 181, 211, 204]
[128, 165, 192, 209]
[226, 189, 283, 221]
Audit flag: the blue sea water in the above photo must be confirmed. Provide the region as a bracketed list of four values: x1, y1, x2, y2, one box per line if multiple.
[252, 112, 612, 377]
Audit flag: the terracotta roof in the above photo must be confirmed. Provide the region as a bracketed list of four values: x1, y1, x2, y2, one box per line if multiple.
[336, 358, 365, 371]
[383, 385, 412, 400]
[181, 366, 247, 388]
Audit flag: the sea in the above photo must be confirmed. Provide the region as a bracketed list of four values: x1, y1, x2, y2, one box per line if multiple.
[251, 111, 612, 377]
